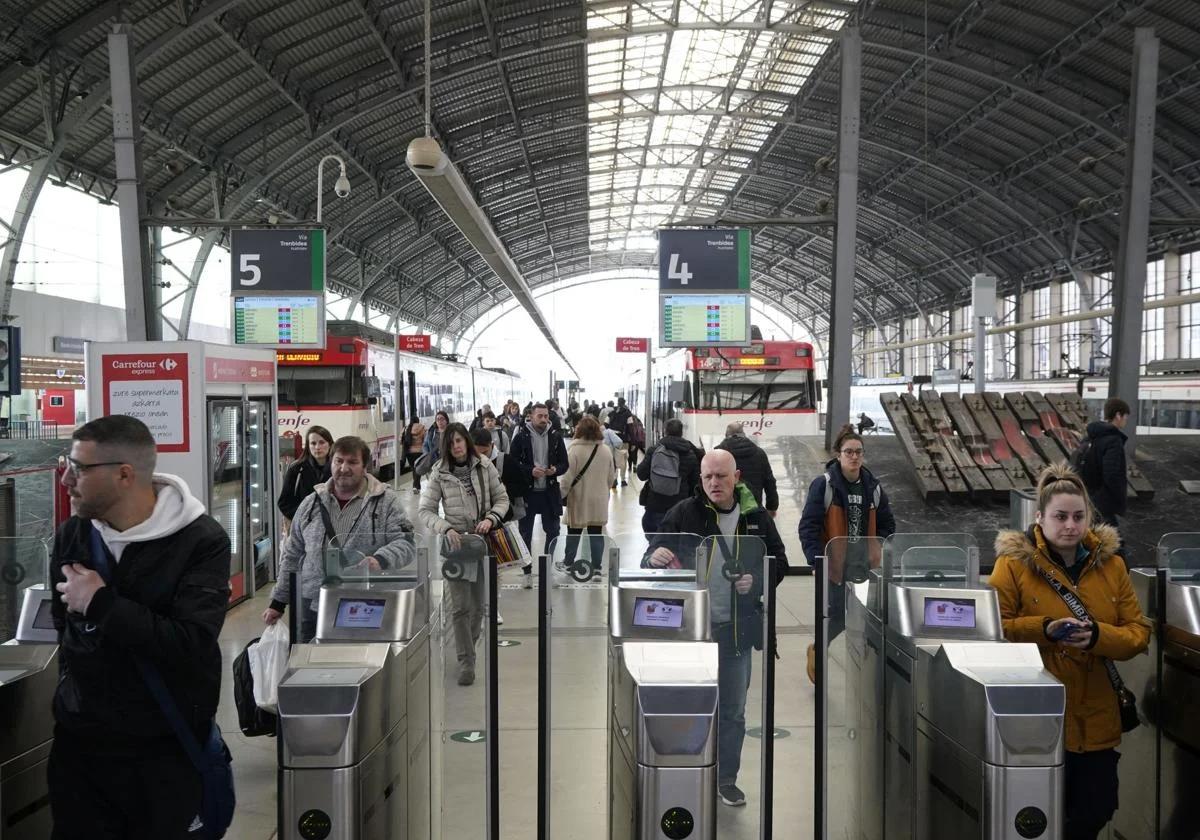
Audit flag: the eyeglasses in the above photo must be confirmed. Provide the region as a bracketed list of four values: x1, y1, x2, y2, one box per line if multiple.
[840, 448, 865, 457]
[60, 456, 125, 477]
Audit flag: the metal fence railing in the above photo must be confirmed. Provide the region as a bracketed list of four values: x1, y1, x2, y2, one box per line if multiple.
[0, 420, 63, 440]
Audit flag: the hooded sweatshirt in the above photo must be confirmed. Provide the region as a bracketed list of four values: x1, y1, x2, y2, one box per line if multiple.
[91, 472, 206, 562]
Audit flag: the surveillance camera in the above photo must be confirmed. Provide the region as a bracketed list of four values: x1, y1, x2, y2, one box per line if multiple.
[334, 175, 351, 199]
[268, 213, 279, 225]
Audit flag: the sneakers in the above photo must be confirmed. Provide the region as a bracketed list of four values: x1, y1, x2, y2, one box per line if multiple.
[497, 613, 504, 625]
[806, 643, 817, 685]
[719, 784, 746, 807]
[522, 567, 533, 589]
[457, 663, 475, 686]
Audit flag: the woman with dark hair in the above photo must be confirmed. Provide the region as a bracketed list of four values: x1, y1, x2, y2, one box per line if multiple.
[418, 422, 509, 686]
[422, 410, 450, 464]
[798, 424, 895, 684]
[277, 425, 334, 532]
[991, 464, 1148, 840]
[402, 418, 427, 492]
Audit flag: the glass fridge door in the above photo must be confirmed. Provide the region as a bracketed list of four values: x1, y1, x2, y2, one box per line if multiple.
[246, 400, 273, 593]
[208, 400, 247, 604]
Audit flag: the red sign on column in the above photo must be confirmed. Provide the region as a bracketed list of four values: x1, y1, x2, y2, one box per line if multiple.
[616, 337, 650, 353]
[398, 334, 432, 352]
[100, 353, 190, 453]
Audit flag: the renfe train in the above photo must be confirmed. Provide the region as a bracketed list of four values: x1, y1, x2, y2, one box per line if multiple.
[625, 340, 820, 443]
[276, 321, 532, 478]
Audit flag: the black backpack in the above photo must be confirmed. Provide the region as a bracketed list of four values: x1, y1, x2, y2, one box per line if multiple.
[232, 638, 277, 738]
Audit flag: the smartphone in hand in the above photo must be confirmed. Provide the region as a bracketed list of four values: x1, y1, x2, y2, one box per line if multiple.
[1049, 620, 1085, 641]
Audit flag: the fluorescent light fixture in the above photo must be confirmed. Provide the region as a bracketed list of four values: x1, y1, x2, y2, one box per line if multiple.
[407, 136, 579, 378]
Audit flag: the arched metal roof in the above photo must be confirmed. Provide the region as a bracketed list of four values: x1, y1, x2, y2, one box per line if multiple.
[0, 0, 1197, 342]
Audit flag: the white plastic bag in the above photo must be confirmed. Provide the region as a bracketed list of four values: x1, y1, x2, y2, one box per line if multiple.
[249, 620, 290, 714]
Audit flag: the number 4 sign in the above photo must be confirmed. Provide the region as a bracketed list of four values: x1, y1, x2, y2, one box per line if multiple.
[667, 253, 692, 286]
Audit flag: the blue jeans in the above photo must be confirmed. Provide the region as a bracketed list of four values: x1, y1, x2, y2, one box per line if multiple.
[519, 491, 561, 555]
[717, 631, 754, 786]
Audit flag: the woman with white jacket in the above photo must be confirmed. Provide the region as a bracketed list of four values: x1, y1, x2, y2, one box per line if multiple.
[560, 415, 616, 578]
[419, 422, 509, 685]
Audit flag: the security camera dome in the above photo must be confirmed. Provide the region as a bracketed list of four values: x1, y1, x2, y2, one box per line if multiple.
[407, 136, 448, 175]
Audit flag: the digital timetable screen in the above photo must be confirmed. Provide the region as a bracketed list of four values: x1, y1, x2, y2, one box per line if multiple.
[233, 295, 323, 347]
[660, 293, 750, 347]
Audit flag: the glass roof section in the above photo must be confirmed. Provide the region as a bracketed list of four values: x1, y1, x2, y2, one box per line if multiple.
[586, 0, 855, 253]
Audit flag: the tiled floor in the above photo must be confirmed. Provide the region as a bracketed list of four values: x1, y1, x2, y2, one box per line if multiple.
[220, 438, 827, 840]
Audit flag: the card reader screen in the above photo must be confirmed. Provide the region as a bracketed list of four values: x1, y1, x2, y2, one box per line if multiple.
[32, 599, 55, 630]
[334, 598, 387, 629]
[632, 597, 685, 629]
[923, 597, 976, 629]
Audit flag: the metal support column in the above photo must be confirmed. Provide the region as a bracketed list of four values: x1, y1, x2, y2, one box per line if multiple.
[1109, 26, 1159, 452]
[824, 27, 862, 451]
[107, 24, 158, 341]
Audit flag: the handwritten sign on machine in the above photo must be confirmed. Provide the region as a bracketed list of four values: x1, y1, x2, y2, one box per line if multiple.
[100, 353, 190, 452]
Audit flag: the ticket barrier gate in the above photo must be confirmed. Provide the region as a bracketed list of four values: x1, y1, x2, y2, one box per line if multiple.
[825, 535, 1066, 840]
[277, 541, 430, 840]
[0, 586, 56, 839]
[608, 581, 715, 840]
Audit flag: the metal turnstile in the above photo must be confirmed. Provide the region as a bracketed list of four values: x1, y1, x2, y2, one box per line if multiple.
[0, 587, 58, 839]
[608, 581, 714, 840]
[1159, 556, 1200, 839]
[1112, 568, 1158, 840]
[278, 581, 430, 840]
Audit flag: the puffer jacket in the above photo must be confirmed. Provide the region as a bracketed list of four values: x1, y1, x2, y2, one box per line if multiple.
[418, 455, 510, 535]
[269, 474, 416, 609]
[990, 524, 1150, 753]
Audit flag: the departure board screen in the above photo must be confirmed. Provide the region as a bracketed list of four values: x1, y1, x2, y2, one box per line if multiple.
[660, 294, 750, 348]
[233, 295, 323, 347]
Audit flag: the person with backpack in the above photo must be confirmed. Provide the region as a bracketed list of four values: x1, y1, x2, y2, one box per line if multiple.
[50, 415, 233, 839]
[420, 424, 509, 685]
[1079, 397, 1130, 531]
[626, 414, 646, 470]
[798, 425, 896, 684]
[715, 422, 779, 515]
[636, 417, 702, 533]
[559, 416, 616, 577]
[402, 417, 427, 492]
[264, 436, 416, 642]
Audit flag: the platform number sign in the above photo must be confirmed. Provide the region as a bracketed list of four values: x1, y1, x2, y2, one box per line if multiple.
[666, 253, 693, 286]
[230, 229, 325, 293]
[658, 228, 750, 292]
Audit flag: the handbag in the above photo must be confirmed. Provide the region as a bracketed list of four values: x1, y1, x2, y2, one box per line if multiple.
[1035, 564, 1140, 732]
[89, 528, 237, 838]
[413, 451, 433, 477]
[486, 521, 532, 569]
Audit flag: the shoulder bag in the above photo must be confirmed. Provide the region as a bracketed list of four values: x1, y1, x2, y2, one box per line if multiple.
[1035, 563, 1140, 732]
[88, 528, 236, 838]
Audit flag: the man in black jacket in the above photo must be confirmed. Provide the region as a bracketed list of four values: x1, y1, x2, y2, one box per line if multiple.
[607, 397, 632, 438]
[511, 403, 570, 586]
[50, 415, 230, 839]
[715, 422, 779, 515]
[473, 428, 529, 519]
[644, 449, 788, 808]
[1084, 397, 1130, 529]
[636, 418, 702, 533]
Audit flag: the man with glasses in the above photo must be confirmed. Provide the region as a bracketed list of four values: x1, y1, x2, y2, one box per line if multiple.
[798, 425, 896, 684]
[49, 415, 230, 838]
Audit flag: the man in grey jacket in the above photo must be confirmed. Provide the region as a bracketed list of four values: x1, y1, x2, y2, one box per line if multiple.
[264, 436, 415, 641]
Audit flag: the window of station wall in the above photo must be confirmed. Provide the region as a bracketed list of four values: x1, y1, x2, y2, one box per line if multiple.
[698, 369, 814, 411]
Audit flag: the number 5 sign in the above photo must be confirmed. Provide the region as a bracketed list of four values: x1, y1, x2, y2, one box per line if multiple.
[230, 229, 326, 293]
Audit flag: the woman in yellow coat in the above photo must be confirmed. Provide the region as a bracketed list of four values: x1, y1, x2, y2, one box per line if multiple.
[990, 464, 1150, 840]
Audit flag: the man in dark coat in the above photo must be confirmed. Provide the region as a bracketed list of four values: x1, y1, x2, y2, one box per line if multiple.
[50, 415, 230, 838]
[644, 449, 788, 808]
[635, 418, 703, 533]
[715, 422, 779, 515]
[511, 403, 570, 585]
[1083, 397, 1130, 529]
[607, 397, 633, 437]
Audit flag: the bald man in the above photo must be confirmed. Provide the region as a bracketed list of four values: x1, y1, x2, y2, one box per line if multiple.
[643, 448, 788, 808]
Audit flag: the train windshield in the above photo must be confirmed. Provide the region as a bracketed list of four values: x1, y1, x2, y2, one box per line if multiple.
[698, 369, 814, 411]
[278, 365, 365, 406]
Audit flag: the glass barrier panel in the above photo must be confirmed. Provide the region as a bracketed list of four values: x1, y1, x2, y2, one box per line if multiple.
[1157, 532, 1200, 581]
[696, 534, 774, 840]
[0, 536, 49, 640]
[821, 536, 887, 840]
[544, 532, 614, 840]
[321, 529, 422, 587]
[883, 533, 980, 591]
[430, 533, 493, 840]
[613, 530, 707, 585]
